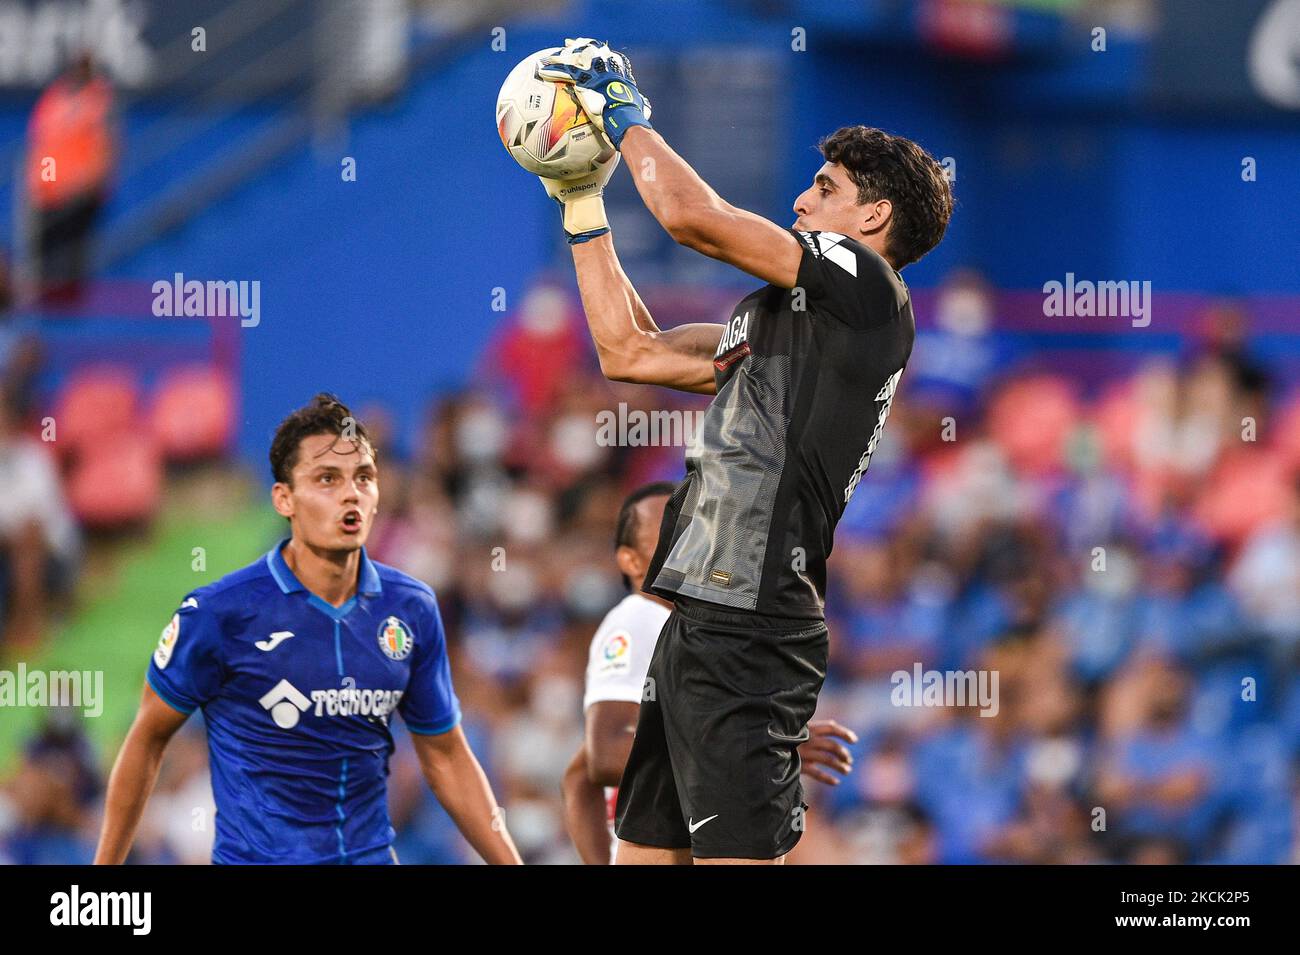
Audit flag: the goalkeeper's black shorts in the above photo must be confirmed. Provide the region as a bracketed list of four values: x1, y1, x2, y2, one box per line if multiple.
[613, 595, 828, 860]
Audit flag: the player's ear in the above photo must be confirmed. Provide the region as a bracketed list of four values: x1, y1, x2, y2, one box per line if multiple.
[860, 197, 892, 239]
[271, 481, 294, 520]
[615, 545, 644, 582]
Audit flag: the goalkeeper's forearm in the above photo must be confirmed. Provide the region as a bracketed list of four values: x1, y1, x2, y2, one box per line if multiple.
[619, 126, 726, 242]
[94, 729, 169, 864]
[571, 234, 720, 394]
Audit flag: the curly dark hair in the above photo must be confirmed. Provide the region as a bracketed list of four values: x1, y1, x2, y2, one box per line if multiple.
[818, 126, 953, 269]
[269, 393, 375, 485]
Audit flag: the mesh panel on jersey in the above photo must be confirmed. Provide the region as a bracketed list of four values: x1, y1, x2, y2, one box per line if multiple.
[662, 355, 792, 608]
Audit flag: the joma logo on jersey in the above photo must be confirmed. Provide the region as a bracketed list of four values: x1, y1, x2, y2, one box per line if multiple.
[715, 311, 750, 357]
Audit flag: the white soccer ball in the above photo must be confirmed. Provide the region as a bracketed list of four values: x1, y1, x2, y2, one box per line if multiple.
[495, 47, 614, 180]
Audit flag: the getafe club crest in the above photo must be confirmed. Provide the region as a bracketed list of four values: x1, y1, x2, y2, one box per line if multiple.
[377, 616, 413, 661]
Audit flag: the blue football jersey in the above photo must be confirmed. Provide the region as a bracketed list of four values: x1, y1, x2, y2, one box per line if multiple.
[147, 539, 462, 864]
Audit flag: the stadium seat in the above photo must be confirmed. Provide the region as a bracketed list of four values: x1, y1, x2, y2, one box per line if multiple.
[1272, 389, 1300, 475]
[1194, 446, 1292, 545]
[149, 365, 235, 462]
[1092, 379, 1140, 474]
[66, 431, 163, 529]
[986, 374, 1081, 476]
[53, 366, 140, 458]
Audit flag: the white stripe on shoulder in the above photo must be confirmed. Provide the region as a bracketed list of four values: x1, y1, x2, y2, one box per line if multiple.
[822, 242, 857, 276]
[798, 231, 857, 276]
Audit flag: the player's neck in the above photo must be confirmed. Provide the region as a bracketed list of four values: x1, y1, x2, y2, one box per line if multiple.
[282, 538, 360, 608]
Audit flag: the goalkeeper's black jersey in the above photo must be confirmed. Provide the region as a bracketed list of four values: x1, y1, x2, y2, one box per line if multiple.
[643, 229, 914, 618]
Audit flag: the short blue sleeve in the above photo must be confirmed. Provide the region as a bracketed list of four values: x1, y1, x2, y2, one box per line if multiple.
[146, 596, 223, 715]
[399, 593, 462, 735]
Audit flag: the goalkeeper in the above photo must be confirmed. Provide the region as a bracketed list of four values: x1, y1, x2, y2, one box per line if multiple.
[536, 38, 953, 865]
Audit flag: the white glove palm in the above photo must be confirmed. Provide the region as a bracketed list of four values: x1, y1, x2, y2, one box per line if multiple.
[542, 149, 620, 243]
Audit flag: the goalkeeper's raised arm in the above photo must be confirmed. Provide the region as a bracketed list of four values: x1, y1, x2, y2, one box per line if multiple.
[618, 125, 804, 288]
[533, 40, 722, 395]
[539, 123, 720, 393]
[537, 38, 800, 395]
[539, 39, 806, 277]
[569, 236, 723, 395]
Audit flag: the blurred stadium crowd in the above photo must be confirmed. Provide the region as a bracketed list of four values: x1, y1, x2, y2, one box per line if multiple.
[3, 274, 1297, 864]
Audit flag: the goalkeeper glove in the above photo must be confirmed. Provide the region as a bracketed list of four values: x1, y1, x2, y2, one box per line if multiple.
[538, 38, 653, 150]
[542, 149, 620, 244]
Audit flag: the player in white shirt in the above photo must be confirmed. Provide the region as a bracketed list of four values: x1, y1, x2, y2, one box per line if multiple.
[562, 482, 858, 864]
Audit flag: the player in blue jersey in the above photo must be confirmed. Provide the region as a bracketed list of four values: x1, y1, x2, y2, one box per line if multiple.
[94, 394, 522, 865]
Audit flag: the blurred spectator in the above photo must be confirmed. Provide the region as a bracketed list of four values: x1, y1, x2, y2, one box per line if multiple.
[906, 268, 1008, 421]
[0, 396, 79, 648]
[1095, 656, 1223, 860]
[23, 708, 101, 809]
[1193, 300, 1272, 422]
[0, 331, 44, 419]
[0, 730, 97, 864]
[1229, 477, 1300, 657]
[25, 50, 116, 302]
[480, 285, 593, 421]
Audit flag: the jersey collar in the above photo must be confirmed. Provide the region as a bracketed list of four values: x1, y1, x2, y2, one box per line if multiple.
[265, 537, 383, 601]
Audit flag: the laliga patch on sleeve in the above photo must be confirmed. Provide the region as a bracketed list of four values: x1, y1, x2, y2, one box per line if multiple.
[154, 613, 180, 669]
[597, 630, 632, 675]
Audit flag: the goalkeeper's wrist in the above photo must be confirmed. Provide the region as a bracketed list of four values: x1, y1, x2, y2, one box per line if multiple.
[562, 193, 609, 244]
[604, 106, 652, 150]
